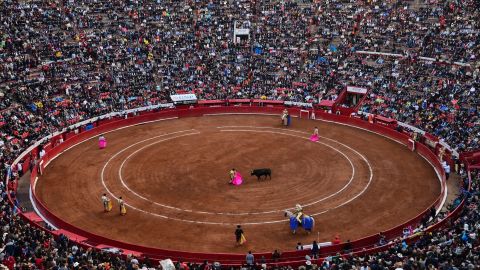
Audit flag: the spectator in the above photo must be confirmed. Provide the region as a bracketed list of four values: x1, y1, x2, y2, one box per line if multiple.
[343, 240, 352, 254]
[272, 249, 281, 262]
[246, 251, 254, 266]
[305, 260, 313, 270]
[311, 241, 319, 259]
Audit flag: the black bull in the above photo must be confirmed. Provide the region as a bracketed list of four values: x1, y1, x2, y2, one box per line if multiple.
[251, 168, 272, 180]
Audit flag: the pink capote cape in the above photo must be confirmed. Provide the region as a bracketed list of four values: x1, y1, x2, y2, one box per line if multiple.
[232, 172, 243, 186]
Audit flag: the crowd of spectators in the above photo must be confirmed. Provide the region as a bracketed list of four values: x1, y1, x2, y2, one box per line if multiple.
[1, 0, 479, 269]
[306, 170, 479, 270]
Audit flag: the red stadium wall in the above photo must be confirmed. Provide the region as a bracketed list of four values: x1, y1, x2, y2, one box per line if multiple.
[7, 104, 460, 267]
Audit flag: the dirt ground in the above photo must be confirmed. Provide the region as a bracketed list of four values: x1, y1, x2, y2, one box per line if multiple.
[36, 115, 440, 253]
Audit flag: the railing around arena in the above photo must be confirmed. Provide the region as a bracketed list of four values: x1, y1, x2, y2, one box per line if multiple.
[5, 103, 463, 267]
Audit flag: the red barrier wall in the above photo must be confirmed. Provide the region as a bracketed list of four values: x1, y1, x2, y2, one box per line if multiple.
[8, 105, 457, 266]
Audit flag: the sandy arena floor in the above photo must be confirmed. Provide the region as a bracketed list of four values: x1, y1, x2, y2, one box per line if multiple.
[36, 115, 440, 253]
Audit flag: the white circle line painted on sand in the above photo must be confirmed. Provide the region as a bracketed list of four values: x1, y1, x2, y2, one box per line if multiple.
[101, 127, 372, 225]
[216, 126, 374, 216]
[116, 128, 356, 215]
[217, 130, 362, 210]
[101, 132, 255, 225]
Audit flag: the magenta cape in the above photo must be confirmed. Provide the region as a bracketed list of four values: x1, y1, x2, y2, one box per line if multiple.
[232, 172, 243, 186]
[99, 139, 107, 149]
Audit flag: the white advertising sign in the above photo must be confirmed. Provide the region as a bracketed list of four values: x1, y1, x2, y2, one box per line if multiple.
[170, 94, 197, 103]
[235, 29, 250, 35]
[284, 101, 313, 108]
[347, 86, 368, 94]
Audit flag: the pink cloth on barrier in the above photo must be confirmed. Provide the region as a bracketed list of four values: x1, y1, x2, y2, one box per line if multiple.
[232, 172, 243, 186]
[310, 134, 319, 142]
[99, 139, 107, 149]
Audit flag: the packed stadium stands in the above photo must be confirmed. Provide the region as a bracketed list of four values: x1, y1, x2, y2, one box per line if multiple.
[0, 0, 479, 269]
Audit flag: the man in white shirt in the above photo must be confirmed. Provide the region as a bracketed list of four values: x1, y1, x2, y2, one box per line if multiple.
[443, 162, 450, 180]
[101, 194, 111, 212]
[17, 162, 23, 177]
[39, 149, 46, 159]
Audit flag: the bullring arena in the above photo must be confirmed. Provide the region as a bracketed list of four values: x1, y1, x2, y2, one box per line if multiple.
[29, 107, 442, 262]
[3, 0, 479, 268]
